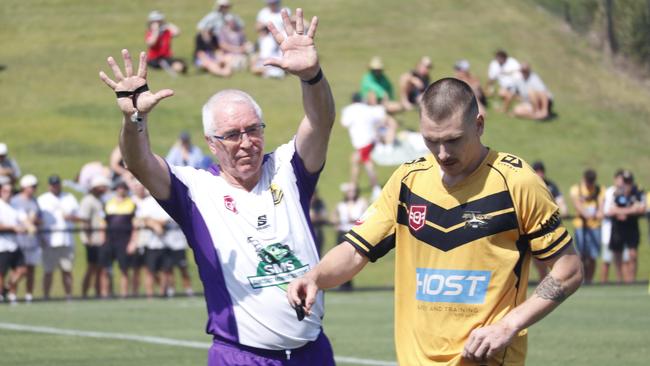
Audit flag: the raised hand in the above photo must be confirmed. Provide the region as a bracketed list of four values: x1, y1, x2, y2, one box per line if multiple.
[264, 8, 320, 80]
[99, 49, 174, 116]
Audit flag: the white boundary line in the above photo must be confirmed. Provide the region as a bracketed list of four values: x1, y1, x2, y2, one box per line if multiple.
[0, 322, 397, 366]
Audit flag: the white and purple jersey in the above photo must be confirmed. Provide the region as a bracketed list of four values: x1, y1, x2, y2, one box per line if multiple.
[157, 139, 324, 351]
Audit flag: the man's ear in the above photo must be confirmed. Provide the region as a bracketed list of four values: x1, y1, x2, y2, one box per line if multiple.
[476, 113, 485, 136]
[205, 136, 218, 155]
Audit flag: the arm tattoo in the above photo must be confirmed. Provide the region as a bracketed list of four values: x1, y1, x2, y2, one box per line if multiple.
[534, 275, 567, 303]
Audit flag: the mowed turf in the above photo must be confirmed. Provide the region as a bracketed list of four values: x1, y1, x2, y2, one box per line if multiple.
[1, 285, 649, 366]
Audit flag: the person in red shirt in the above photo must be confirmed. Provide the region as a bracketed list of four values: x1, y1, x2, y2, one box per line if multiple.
[145, 10, 186, 76]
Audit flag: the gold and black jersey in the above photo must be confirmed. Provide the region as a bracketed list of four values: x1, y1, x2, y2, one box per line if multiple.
[344, 150, 572, 366]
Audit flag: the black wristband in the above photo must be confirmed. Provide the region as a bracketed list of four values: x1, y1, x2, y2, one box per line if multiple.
[301, 68, 323, 85]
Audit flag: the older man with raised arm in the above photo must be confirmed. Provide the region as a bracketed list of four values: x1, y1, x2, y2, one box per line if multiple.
[289, 78, 583, 366]
[100, 8, 336, 366]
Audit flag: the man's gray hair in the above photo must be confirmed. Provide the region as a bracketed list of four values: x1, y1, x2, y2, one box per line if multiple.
[202, 89, 263, 136]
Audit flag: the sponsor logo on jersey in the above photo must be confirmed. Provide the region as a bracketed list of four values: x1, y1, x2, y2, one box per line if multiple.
[257, 214, 270, 230]
[415, 268, 491, 304]
[270, 183, 284, 205]
[247, 243, 309, 290]
[500, 155, 522, 168]
[409, 205, 427, 231]
[223, 195, 237, 214]
[462, 211, 491, 229]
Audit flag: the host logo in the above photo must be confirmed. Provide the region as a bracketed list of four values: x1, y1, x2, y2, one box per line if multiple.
[415, 268, 491, 304]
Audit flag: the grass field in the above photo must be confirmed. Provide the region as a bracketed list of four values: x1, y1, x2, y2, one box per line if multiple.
[1, 285, 649, 366]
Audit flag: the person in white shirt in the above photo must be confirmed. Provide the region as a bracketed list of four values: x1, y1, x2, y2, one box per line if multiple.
[341, 92, 397, 199]
[513, 62, 554, 121]
[256, 0, 290, 33]
[99, 8, 336, 365]
[0, 182, 27, 304]
[251, 25, 285, 79]
[37, 174, 79, 299]
[332, 183, 367, 290]
[487, 49, 521, 112]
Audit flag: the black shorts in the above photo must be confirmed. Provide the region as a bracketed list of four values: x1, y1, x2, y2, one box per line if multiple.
[609, 225, 640, 252]
[99, 242, 130, 272]
[164, 249, 188, 270]
[85, 246, 101, 265]
[145, 248, 166, 273]
[0, 250, 25, 275]
[132, 247, 146, 268]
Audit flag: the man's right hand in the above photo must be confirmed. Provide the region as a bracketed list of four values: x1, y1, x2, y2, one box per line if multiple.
[287, 275, 320, 317]
[99, 49, 174, 117]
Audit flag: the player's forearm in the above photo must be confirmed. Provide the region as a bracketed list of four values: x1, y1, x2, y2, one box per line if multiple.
[300, 67, 335, 130]
[306, 241, 368, 289]
[500, 252, 582, 333]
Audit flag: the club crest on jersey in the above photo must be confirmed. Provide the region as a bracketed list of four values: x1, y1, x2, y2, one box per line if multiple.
[409, 205, 427, 231]
[223, 195, 237, 214]
[462, 211, 491, 229]
[270, 183, 283, 205]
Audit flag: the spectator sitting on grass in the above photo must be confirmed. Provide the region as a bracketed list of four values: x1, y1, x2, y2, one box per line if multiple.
[193, 26, 232, 77]
[250, 26, 284, 78]
[196, 0, 243, 38]
[145, 10, 187, 76]
[360, 56, 403, 114]
[512, 63, 554, 121]
[487, 49, 521, 112]
[453, 59, 487, 116]
[218, 14, 253, 72]
[398, 56, 432, 111]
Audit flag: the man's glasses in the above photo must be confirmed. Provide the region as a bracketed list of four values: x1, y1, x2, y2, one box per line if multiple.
[212, 123, 266, 143]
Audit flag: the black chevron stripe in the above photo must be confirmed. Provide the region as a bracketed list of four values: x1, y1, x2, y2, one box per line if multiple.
[397, 204, 519, 251]
[398, 183, 515, 229]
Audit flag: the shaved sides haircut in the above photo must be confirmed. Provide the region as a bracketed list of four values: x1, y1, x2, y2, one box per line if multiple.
[420, 78, 479, 124]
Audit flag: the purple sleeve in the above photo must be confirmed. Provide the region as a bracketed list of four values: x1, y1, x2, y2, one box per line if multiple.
[290, 148, 323, 214]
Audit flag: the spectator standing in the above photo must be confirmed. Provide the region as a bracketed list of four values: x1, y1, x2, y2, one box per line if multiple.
[101, 181, 136, 298]
[0, 182, 26, 304]
[341, 93, 396, 199]
[166, 131, 206, 169]
[38, 175, 78, 300]
[77, 176, 109, 298]
[332, 183, 367, 291]
[512, 63, 554, 120]
[137, 192, 168, 298]
[145, 10, 186, 76]
[601, 169, 627, 283]
[453, 59, 487, 116]
[398, 56, 432, 110]
[487, 49, 521, 111]
[570, 169, 604, 284]
[10, 174, 42, 302]
[608, 170, 646, 283]
[163, 213, 193, 297]
[0, 143, 21, 185]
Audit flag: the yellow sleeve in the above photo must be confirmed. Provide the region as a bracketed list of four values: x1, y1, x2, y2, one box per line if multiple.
[343, 166, 403, 262]
[514, 171, 573, 261]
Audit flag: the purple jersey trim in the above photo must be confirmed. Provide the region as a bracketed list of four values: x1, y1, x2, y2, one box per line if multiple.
[290, 146, 323, 251]
[207, 164, 221, 176]
[155, 164, 239, 343]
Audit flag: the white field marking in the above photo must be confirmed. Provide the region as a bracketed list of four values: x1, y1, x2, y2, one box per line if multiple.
[0, 322, 397, 366]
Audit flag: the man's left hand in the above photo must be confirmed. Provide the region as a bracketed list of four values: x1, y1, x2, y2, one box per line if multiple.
[461, 321, 517, 363]
[264, 8, 320, 81]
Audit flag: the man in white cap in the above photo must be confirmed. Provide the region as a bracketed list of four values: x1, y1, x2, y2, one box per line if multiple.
[37, 174, 79, 300]
[10, 174, 41, 302]
[0, 143, 21, 185]
[77, 175, 109, 298]
[100, 7, 336, 365]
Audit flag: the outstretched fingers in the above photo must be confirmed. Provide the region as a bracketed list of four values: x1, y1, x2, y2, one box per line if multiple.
[295, 8, 304, 35]
[107, 56, 125, 81]
[154, 88, 174, 102]
[99, 71, 118, 90]
[281, 8, 294, 35]
[137, 51, 147, 79]
[122, 49, 133, 77]
[307, 16, 318, 38]
[267, 21, 284, 45]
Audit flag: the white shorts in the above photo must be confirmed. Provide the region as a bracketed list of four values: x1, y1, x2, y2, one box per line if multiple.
[43, 246, 74, 273]
[20, 247, 42, 266]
